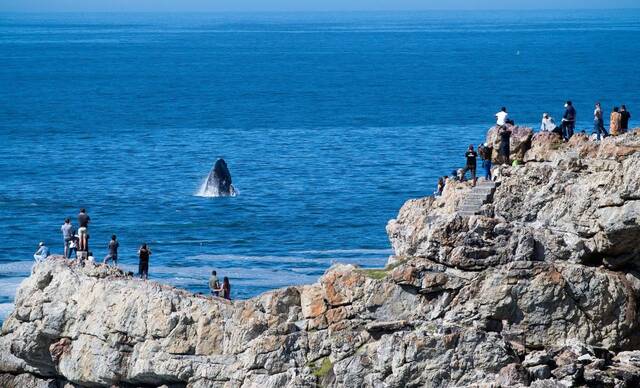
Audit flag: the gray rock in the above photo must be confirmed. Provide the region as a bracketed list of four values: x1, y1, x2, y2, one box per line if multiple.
[2, 132, 640, 387]
[528, 364, 552, 381]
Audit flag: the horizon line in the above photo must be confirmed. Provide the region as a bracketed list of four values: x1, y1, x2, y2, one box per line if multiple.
[2, 7, 640, 14]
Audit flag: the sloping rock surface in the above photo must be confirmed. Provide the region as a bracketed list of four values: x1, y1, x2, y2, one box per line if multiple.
[2, 131, 640, 388]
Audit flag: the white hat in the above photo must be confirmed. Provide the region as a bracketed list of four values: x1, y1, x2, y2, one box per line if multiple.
[39, 241, 44, 246]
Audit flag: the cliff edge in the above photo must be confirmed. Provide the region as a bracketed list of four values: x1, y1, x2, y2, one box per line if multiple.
[2, 131, 640, 388]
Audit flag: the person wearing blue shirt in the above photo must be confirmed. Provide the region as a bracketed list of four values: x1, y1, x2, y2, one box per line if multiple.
[33, 242, 50, 262]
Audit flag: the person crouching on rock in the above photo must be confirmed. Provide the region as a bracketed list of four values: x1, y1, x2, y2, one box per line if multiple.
[461, 145, 478, 186]
[138, 243, 151, 279]
[33, 241, 50, 262]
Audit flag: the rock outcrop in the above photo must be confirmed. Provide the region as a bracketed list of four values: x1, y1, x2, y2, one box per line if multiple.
[486, 124, 534, 163]
[2, 131, 640, 388]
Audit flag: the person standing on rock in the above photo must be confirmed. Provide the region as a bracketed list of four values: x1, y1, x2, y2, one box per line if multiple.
[209, 270, 220, 296]
[620, 105, 631, 132]
[33, 242, 50, 262]
[561, 101, 576, 141]
[480, 143, 493, 180]
[60, 218, 75, 258]
[68, 235, 78, 260]
[138, 243, 151, 279]
[104, 235, 119, 266]
[593, 103, 609, 140]
[77, 208, 91, 252]
[610, 107, 622, 136]
[498, 126, 512, 165]
[461, 145, 478, 186]
[216, 277, 231, 300]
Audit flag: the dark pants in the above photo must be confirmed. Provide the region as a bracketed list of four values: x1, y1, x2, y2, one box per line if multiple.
[139, 260, 149, 278]
[461, 164, 476, 182]
[593, 119, 608, 140]
[562, 121, 575, 140]
[499, 146, 510, 164]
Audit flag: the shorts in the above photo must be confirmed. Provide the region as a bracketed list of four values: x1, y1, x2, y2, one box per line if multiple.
[78, 227, 89, 238]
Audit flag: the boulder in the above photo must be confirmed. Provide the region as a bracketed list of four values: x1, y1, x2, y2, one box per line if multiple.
[486, 124, 534, 163]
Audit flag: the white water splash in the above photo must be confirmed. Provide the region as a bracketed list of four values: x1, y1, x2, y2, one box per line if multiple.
[194, 176, 237, 198]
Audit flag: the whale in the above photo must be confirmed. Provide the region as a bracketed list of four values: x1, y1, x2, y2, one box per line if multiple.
[202, 159, 236, 197]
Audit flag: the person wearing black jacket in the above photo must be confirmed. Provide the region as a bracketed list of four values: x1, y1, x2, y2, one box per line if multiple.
[461, 145, 478, 186]
[620, 105, 631, 132]
[138, 243, 151, 279]
[561, 101, 576, 141]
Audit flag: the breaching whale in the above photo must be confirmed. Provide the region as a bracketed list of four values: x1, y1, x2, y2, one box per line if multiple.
[201, 159, 236, 197]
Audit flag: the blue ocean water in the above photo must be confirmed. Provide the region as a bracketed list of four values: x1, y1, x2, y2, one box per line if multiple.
[1, 10, 639, 320]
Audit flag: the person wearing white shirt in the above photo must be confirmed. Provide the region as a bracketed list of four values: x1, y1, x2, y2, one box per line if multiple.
[540, 113, 556, 132]
[495, 107, 509, 127]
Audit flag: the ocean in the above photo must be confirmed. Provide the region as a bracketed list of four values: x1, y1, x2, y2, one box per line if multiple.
[1, 10, 639, 321]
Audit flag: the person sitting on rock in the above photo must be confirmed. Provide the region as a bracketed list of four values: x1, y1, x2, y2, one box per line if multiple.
[461, 145, 478, 186]
[209, 270, 220, 296]
[540, 113, 556, 132]
[498, 126, 512, 165]
[33, 242, 50, 262]
[138, 243, 151, 279]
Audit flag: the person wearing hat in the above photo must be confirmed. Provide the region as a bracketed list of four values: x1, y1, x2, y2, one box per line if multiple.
[33, 242, 50, 262]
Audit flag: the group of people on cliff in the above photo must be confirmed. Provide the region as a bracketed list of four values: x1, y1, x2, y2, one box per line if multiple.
[33, 208, 233, 300]
[538, 101, 631, 141]
[435, 101, 632, 195]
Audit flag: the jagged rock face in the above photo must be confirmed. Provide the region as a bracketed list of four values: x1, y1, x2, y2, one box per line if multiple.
[389, 132, 640, 271]
[2, 132, 640, 388]
[486, 124, 534, 163]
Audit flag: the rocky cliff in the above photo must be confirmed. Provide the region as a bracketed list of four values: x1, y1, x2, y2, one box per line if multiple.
[2, 131, 640, 388]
